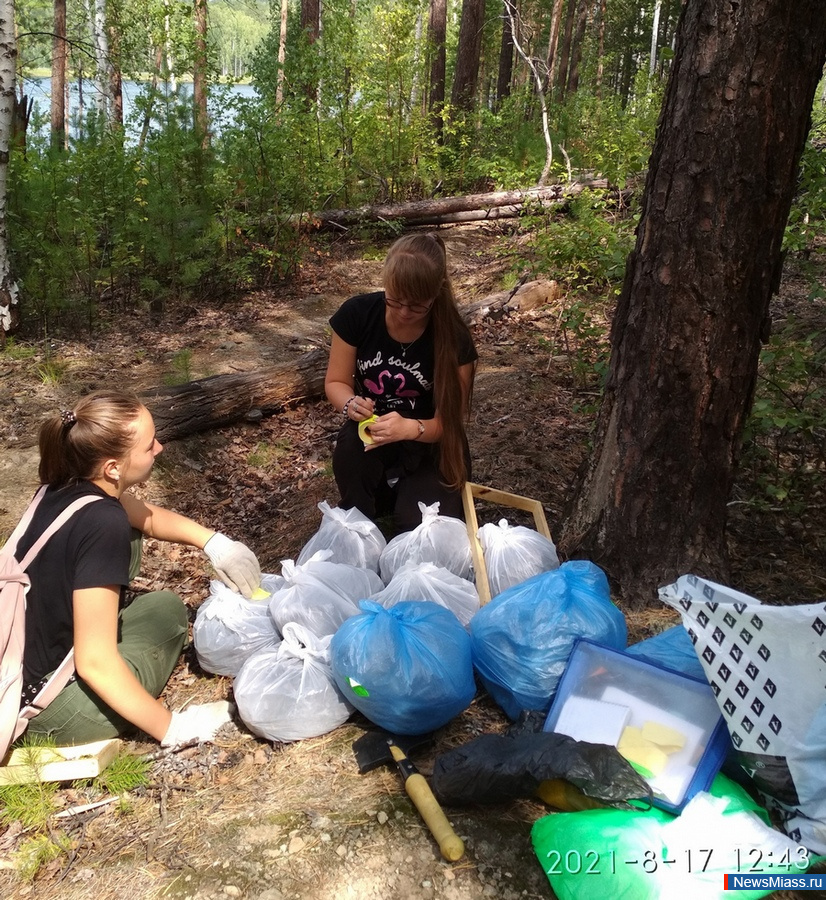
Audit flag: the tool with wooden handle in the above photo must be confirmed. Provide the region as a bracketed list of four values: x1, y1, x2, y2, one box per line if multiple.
[386, 740, 465, 862]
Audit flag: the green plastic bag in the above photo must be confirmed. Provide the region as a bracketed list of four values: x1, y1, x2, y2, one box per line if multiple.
[531, 775, 813, 900]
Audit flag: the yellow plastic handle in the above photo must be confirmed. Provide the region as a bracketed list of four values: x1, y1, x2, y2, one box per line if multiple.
[388, 744, 464, 862]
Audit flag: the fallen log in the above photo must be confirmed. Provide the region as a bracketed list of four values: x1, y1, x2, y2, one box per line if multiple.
[144, 280, 559, 441]
[144, 348, 327, 443]
[304, 180, 611, 231]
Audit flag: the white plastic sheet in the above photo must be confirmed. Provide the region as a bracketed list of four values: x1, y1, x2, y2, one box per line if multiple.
[660, 574, 826, 854]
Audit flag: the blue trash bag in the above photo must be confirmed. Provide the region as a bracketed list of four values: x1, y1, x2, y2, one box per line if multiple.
[330, 600, 476, 736]
[470, 560, 626, 720]
[626, 624, 707, 681]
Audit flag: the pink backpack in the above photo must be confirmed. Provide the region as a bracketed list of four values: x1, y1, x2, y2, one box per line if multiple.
[0, 486, 101, 761]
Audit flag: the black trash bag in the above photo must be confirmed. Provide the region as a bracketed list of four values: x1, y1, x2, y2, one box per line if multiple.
[431, 731, 652, 808]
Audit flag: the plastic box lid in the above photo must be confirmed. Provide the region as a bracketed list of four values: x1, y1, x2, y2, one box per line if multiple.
[544, 638, 730, 813]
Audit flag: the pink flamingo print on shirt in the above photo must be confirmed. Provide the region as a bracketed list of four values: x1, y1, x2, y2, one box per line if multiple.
[393, 373, 419, 397]
[363, 370, 392, 395]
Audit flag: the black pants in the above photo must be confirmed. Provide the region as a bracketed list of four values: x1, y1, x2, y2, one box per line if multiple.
[332, 421, 469, 533]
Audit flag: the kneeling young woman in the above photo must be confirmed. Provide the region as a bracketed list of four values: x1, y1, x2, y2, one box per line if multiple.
[324, 233, 477, 532]
[16, 391, 261, 747]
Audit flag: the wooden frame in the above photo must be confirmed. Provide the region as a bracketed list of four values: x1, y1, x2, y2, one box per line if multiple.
[0, 738, 122, 785]
[461, 482, 552, 606]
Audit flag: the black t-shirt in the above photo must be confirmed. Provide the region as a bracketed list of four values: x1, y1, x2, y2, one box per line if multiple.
[18, 482, 132, 685]
[329, 291, 477, 419]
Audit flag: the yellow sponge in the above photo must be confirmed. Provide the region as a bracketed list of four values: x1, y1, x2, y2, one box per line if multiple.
[617, 726, 669, 776]
[641, 720, 686, 753]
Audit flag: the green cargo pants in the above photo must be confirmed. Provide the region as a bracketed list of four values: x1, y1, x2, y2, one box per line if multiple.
[26, 532, 188, 745]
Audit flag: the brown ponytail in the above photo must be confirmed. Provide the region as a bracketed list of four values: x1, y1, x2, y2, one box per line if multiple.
[383, 233, 476, 490]
[38, 391, 145, 487]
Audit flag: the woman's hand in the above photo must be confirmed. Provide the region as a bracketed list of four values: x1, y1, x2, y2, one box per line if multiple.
[363, 412, 419, 449]
[347, 395, 375, 422]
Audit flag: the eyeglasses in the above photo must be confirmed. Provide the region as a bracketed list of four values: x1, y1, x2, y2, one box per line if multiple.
[385, 295, 435, 315]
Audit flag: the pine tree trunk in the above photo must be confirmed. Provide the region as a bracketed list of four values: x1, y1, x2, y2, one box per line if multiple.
[451, 0, 485, 113]
[565, 0, 589, 95]
[544, 0, 565, 95]
[193, 0, 209, 147]
[50, 0, 66, 149]
[495, 0, 514, 108]
[555, 0, 576, 101]
[560, 0, 826, 607]
[427, 0, 447, 138]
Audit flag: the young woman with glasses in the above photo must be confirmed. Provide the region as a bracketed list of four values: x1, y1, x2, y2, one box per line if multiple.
[324, 232, 477, 532]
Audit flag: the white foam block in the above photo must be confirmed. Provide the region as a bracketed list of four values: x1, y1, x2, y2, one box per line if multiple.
[552, 696, 632, 745]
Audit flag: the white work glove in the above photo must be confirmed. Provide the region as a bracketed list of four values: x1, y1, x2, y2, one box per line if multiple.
[204, 532, 261, 599]
[161, 700, 234, 748]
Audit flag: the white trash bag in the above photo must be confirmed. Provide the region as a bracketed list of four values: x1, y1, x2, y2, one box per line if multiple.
[234, 623, 353, 742]
[478, 518, 560, 597]
[269, 552, 383, 637]
[372, 561, 480, 627]
[379, 502, 472, 583]
[297, 500, 386, 572]
[660, 574, 826, 855]
[193, 574, 284, 676]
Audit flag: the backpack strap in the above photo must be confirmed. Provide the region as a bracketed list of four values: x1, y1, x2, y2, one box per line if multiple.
[17, 494, 103, 571]
[2, 485, 49, 559]
[9, 491, 104, 740]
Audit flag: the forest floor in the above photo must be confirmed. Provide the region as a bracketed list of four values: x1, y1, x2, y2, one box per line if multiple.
[0, 224, 824, 900]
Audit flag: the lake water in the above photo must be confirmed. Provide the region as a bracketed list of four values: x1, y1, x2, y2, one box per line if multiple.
[24, 77, 259, 141]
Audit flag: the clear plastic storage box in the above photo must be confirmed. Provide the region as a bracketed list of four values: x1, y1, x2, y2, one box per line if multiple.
[544, 638, 730, 812]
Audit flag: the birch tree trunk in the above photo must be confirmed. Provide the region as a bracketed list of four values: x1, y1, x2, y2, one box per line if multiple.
[0, 0, 19, 340]
[88, 0, 112, 121]
[560, 0, 826, 607]
[276, 0, 288, 107]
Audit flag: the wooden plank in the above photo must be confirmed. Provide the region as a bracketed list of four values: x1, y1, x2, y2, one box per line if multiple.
[0, 738, 122, 785]
[462, 482, 552, 606]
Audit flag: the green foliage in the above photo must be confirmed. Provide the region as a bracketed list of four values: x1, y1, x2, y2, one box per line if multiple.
[741, 321, 826, 508]
[784, 108, 826, 254]
[517, 191, 636, 291]
[14, 832, 72, 882]
[0, 770, 60, 830]
[536, 293, 611, 405]
[90, 752, 150, 795]
[163, 348, 194, 386]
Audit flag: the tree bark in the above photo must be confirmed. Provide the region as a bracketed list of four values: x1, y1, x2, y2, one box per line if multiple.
[451, 0, 485, 113]
[495, 0, 514, 108]
[275, 0, 288, 107]
[427, 0, 447, 138]
[193, 0, 209, 148]
[144, 349, 328, 443]
[555, 0, 576, 101]
[559, 0, 826, 607]
[50, 0, 67, 149]
[544, 0, 565, 95]
[565, 0, 589, 95]
[0, 0, 18, 340]
[300, 0, 320, 102]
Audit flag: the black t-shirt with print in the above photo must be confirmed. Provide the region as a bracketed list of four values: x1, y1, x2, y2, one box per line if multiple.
[18, 482, 132, 686]
[329, 291, 477, 419]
